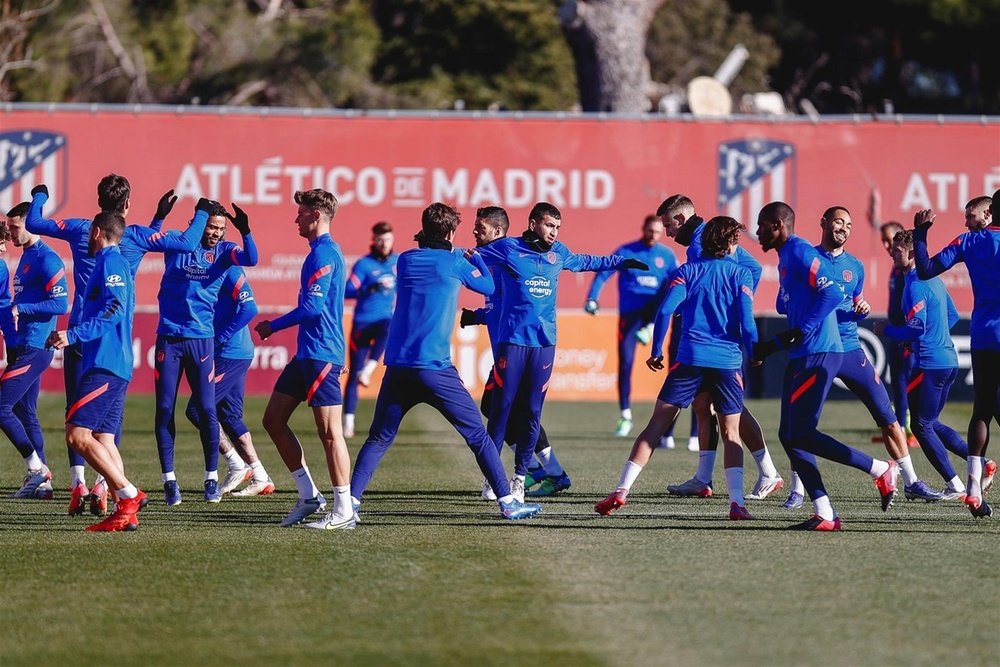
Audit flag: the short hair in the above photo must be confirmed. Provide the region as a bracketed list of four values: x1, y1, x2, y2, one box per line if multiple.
[529, 202, 561, 223]
[421, 202, 461, 240]
[880, 221, 904, 234]
[0, 220, 10, 244]
[821, 205, 851, 220]
[372, 221, 393, 236]
[6, 202, 29, 219]
[656, 194, 694, 218]
[476, 206, 510, 235]
[643, 214, 659, 226]
[93, 211, 126, 243]
[967, 195, 992, 210]
[204, 200, 228, 219]
[701, 216, 744, 258]
[294, 189, 338, 220]
[97, 174, 131, 213]
[759, 201, 795, 229]
[992, 189, 1000, 216]
[892, 229, 914, 250]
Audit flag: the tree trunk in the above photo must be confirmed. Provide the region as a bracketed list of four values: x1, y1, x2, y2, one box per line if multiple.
[559, 0, 667, 112]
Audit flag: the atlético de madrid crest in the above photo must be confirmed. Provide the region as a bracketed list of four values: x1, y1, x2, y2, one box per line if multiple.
[718, 139, 795, 232]
[0, 130, 68, 213]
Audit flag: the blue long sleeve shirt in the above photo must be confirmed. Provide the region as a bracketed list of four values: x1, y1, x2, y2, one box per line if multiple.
[884, 269, 959, 370]
[650, 257, 757, 369]
[685, 221, 763, 289]
[385, 244, 494, 370]
[585, 240, 677, 315]
[12, 239, 69, 349]
[915, 226, 1000, 351]
[345, 252, 398, 326]
[816, 247, 867, 353]
[270, 234, 345, 364]
[0, 261, 15, 343]
[156, 231, 258, 339]
[214, 266, 258, 361]
[776, 236, 843, 358]
[887, 266, 906, 326]
[66, 246, 134, 380]
[478, 235, 625, 347]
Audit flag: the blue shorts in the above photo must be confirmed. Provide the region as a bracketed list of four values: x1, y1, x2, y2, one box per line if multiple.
[837, 348, 897, 427]
[657, 363, 744, 415]
[66, 369, 128, 434]
[274, 356, 343, 407]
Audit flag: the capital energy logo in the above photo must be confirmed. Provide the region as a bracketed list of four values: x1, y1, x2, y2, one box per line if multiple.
[0, 130, 68, 213]
[525, 275, 553, 298]
[718, 139, 795, 232]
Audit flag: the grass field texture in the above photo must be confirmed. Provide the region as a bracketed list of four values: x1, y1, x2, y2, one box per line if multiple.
[1, 394, 998, 666]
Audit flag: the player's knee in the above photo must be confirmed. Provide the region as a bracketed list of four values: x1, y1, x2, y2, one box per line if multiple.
[692, 394, 713, 418]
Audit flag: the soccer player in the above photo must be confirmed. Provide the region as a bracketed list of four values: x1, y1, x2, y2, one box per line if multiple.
[155, 199, 257, 506]
[881, 230, 996, 501]
[349, 202, 542, 521]
[754, 201, 898, 531]
[595, 216, 758, 520]
[477, 202, 646, 500]
[460, 206, 569, 498]
[342, 221, 398, 439]
[255, 189, 355, 529]
[877, 220, 917, 447]
[184, 265, 274, 497]
[913, 192, 1000, 517]
[584, 214, 678, 437]
[656, 194, 783, 500]
[27, 177, 207, 514]
[782, 206, 940, 508]
[2, 201, 69, 499]
[45, 212, 147, 531]
[963, 195, 992, 232]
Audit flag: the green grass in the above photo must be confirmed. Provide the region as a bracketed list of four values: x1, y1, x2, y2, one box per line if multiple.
[1, 394, 998, 666]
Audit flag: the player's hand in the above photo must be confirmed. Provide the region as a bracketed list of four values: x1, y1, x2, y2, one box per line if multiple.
[11, 305, 18, 331]
[623, 258, 649, 271]
[913, 209, 935, 231]
[226, 203, 251, 235]
[584, 299, 599, 315]
[31, 184, 48, 198]
[776, 327, 803, 349]
[46, 330, 69, 350]
[752, 340, 777, 362]
[254, 320, 273, 341]
[646, 354, 665, 371]
[873, 320, 887, 335]
[460, 308, 478, 328]
[853, 298, 871, 316]
[195, 197, 215, 214]
[156, 189, 177, 220]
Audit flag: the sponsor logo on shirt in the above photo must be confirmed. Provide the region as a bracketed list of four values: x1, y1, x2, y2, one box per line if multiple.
[636, 275, 659, 288]
[238, 290, 254, 303]
[525, 275, 553, 298]
[106, 274, 125, 288]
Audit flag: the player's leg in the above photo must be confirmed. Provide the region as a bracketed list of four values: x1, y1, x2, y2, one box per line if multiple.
[667, 390, 717, 497]
[360, 319, 391, 386]
[963, 350, 1000, 515]
[908, 369, 963, 497]
[217, 358, 274, 497]
[12, 357, 51, 498]
[615, 313, 643, 437]
[712, 369, 753, 519]
[62, 343, 89, 495]
[486, 343, 528, 457]
[1, 347, 54, 498]
[740, 405, 784, 500]
[342, 323, 369, 438]
[180, 338, 221, 501]
[153, 336, 186, 504]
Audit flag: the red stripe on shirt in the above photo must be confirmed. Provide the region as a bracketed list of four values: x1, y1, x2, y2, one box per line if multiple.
[308, 265, 332, 285]
[907, 300, 925, 320]
[808, 258, 820, 289]
[231, 274, 246, 300]
[45, 268, 65, 293]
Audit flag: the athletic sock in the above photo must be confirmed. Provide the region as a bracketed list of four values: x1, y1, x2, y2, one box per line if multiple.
[117, 484, 138, 500]
[93, 475, 106, 489]
[69, 465, 86, 486]
[536, 446, 564, 476]
[791, 471, 805, 495]
[24, 451, 42, 470]
[616, 460, 643, 491]
[292, 467, 320, 500]
[751, 447, 778, 478]
[695, 451, 716, 484]
[896, 455, 919, 486]
[967, 457, 984, 498]
[344, 413, 355, 432]
[724, 466, 744, 506]
[869, 459, 890, 478]
[333, 484, 352, 517]
[621, 408, 633, 421]
[161, 471, 177, 483]
[813, 495, 835, 521]
[947, 475, 964, 493]
[250, 460, 268, 482]
[497, 494, 515, 504]
[222, 448, 245, 470]
[204, 469, 219, 482]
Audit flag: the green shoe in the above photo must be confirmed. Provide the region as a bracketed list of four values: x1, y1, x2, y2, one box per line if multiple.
[615, 417, 633, 437]
[524, 466, 547, 490]
[635, 324, 654, 345]
[526, 473, 572, 497]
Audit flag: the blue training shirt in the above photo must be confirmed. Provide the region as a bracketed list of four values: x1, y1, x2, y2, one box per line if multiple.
[816, 247, 867, 353]
[685, 220, 763, 289]
[214, 266, 258, 361]
[385, 243, 494, 370]
[884, 269, 959, 370]
[651, 257, 757, 369]
[0, 261, 15, 343]
[66, 245, 134, 380]
[887, 266, 906, 326]
[270, 233, 346, 364]
[585, 240, 677, 315]
[478, 234, 624, 347]
[915, 226, 1000, 351]
[12, 239, 69, 349]
[345, 251, 398, 326]
[776, 235, 843, 358]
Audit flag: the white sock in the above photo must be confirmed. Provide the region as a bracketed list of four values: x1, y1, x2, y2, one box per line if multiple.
[117, 484, 138, 499]
[292, 467, 319, 500]
[333, 484, 352, 517]
[896, 455, 918, 486]
[536, 447, 564, 476]
[344, 413, 355, 431]
[621, 408, 633, 421]
[204, 469, 219, 482]
[791, 471, 805, 495]
[161, 471, 177, 483]
[616, 460, 643, 491]
[362, 359, 378, 375]
[93, 475, 106, 489]
[497, 494, 514, 504]
[250, 460, 268, 482]
[967, 457, 984, 498]
[695, 451, 716, 484]
[751, 448, 778, 478]
[69, 465, 86, 486]
[813, 495, 835, 521]
[947, 475, 964, 493]
[869, 459, 890, 478]
[222, 448, 245, 469]
[725, 466, 744, 506]
[24, 451, 42, 470]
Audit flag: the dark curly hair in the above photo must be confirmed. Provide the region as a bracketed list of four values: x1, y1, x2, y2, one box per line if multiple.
[701, 216, 745, 258]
